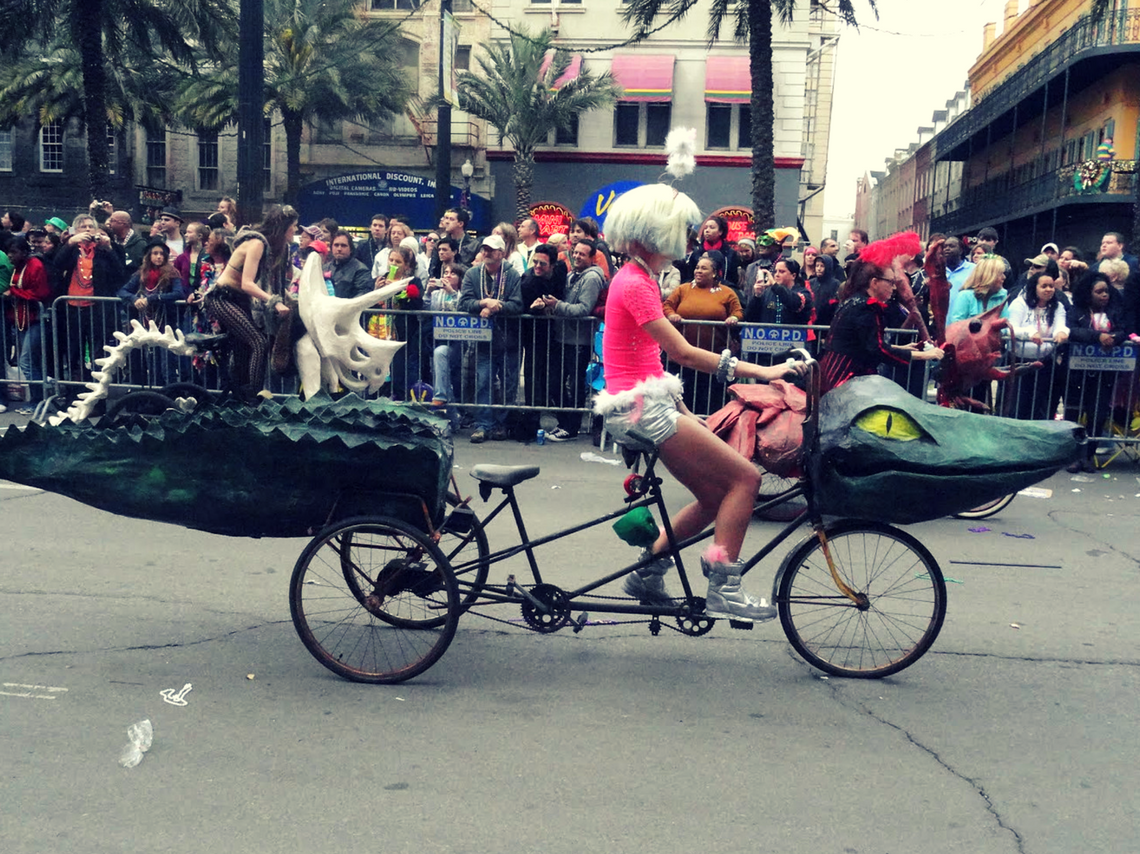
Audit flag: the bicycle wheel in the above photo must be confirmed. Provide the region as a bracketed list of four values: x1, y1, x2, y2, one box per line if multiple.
[440, 491, 490, 611]
[754, 465, 807, 522]
[99, 390, 177, 428]
[776, 521, 946, 678]
[290, 516, 459, 684]
[952, 492, 1016, 520]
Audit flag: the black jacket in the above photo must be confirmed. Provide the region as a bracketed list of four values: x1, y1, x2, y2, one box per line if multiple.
[1068, 286, 1130, 347]
[55, 242, 126, 298]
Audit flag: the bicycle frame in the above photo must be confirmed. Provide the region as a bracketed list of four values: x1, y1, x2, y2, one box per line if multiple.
[446, 349, 866, 622]
[449, 451, 817, 621]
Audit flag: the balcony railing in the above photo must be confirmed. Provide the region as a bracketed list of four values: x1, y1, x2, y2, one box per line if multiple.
[931, 158, 1140, 233]
[937, 9, 1140, 158]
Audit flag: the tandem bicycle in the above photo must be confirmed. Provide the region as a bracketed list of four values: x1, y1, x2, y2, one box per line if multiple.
[288, 351, 949, 684]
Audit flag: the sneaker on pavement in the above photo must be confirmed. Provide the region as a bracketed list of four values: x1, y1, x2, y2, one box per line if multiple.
[470, 428, 487, 444]
[703, 556, 777, 622]
[545, 427, 575, 442]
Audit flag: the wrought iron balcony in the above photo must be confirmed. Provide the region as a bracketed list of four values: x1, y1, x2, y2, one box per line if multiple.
[936, 10, 1140, 159]
[931, 159, 1139, 233]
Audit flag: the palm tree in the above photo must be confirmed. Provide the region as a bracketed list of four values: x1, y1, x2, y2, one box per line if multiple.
[0, 0, 233, 200]
[621, 0, 867, 231]
[457, 27, 624, 222]
[176, 0, 412, 205]
[0, 37, 183, 143]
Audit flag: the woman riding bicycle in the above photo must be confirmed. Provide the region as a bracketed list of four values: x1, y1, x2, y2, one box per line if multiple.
[594, 181, 807, 622]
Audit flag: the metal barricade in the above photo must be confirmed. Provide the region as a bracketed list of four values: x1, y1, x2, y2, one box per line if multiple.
[364, 308, 600, 430]
[37, 294, 1138, 461]
[0, 298, 50, 409]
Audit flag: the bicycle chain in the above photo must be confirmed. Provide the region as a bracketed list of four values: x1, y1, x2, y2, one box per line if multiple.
[461, 591, 707, 636]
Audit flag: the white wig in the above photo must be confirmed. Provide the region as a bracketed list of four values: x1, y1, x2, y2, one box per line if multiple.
[604, 184, 702, 261]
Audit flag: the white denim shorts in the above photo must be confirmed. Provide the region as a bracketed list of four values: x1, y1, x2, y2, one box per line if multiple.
[594, 374, 684, 452]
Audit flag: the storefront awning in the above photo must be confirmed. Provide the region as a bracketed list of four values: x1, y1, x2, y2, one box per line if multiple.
[611, 54, 675, 102]
[705, 56, 751, 104]
[539, 51, 582, 91]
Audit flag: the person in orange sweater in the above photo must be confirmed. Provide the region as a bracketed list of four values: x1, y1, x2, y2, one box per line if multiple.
[663, 249, 742, 414]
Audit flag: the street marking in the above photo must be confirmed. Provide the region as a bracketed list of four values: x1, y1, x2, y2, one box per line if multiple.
[160, 683, 192, 706]
[1, 683, 68, 700]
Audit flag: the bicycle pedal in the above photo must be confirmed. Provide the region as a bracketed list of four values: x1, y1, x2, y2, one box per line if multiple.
[572, 613, 589, 634]
[728, 620, 754, 630]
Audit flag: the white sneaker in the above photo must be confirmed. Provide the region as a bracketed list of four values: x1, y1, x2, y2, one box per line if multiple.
[703, 557, 777, 622]
[0, 404, 7, 414]
[545, 427, 575, 442]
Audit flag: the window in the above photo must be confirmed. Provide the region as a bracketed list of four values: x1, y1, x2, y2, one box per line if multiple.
[646, 104, 670, 147]
[198, 130, 219, 190]
[146, 130, 167, 187]
[263, 118, 273, 193]
[40, 121, 63, 172]
[397, 38, 419, 69]
[614, 103, 672, 148]
[554, 116, 578, 146]
[369, 0, 421, 10]
[106, 124, 117, 175]
[707, 105, 732, 148]
[0, 129, 12, 171]
[614, 104, 640, 146]
[455, 45, 471, 71]
[706, 104, 751, 151]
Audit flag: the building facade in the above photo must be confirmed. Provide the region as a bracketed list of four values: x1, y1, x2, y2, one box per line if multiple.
[0, 0, 843, 240]
[858, 0, 1140, 261]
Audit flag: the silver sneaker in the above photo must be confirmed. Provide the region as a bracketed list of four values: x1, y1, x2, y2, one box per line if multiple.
[622, 548, 674, 604]
[703, 557, 777, 622]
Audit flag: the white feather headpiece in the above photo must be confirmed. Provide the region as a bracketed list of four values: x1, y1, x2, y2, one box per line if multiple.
[663, 127, 697, 181]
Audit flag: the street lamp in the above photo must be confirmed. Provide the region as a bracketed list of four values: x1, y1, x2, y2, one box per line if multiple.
[460, 158, 474, 209]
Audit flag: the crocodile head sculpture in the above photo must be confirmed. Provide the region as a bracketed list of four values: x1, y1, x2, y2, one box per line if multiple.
[810, 375, 1083, 523]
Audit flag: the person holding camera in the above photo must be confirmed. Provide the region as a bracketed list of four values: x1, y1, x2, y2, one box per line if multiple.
[55, 214, 125, 380]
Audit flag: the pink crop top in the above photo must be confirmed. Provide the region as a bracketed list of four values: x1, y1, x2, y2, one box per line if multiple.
[602, 263, 668, 393]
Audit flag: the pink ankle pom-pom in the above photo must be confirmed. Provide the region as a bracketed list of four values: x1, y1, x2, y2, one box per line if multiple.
[704, 544, 730, 565]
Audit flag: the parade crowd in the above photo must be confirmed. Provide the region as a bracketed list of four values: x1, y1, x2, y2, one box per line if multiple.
[2, 199, 1138, 466]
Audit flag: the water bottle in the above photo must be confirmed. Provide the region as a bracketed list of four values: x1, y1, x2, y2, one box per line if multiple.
[536, 429, 545, 446]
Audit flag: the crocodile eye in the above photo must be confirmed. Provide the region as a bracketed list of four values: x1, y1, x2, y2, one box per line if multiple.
[854, 407, 928, 441]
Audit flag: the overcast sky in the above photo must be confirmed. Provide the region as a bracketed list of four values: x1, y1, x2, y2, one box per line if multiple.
[822, 0, 1011, 220]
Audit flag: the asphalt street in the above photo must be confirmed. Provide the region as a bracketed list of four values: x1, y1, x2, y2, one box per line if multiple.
[1, 415, 1137, 854]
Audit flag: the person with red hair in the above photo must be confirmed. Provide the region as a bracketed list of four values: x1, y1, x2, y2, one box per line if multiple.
[820, 232, 944, 394]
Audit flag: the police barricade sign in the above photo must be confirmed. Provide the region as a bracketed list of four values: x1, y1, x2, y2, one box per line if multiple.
[1068, 342, 1137, 372]
[739, 325, 807, 354]
[433, 314, 493, 342]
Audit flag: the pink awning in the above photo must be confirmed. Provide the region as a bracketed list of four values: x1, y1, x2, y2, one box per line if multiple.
[611, 54, 675, 103]
[705, 56, 751, 104]
[538, 51, 582, 91]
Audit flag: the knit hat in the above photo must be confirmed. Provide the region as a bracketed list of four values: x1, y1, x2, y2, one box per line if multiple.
[736, 237, 756, 252]
[701, 249, 726, 277]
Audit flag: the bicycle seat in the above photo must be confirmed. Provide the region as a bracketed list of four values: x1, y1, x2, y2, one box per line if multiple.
[182, 332, 229, 351]
[469, 465, 540, 487]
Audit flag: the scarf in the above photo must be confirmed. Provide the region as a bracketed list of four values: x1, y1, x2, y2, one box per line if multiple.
[68, 242, 96, 306]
